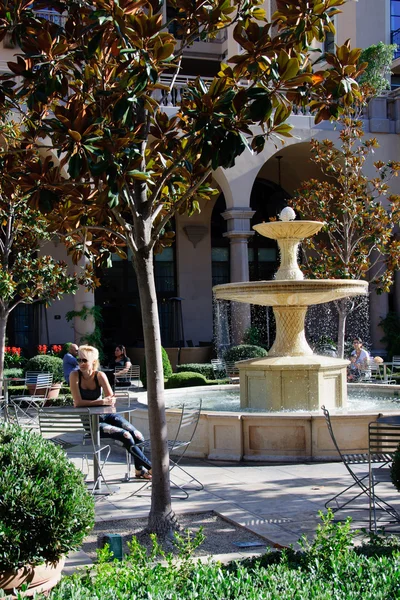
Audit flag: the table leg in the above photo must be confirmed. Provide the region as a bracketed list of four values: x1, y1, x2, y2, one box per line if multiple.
[90, 414, 119, 495]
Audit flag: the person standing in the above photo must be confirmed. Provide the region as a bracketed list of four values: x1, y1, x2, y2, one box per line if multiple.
[63, 343, 79, 384]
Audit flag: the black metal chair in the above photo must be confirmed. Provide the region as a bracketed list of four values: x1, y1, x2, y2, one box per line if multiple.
[368, 416, 400, 531]
[321, 406, 394, 515]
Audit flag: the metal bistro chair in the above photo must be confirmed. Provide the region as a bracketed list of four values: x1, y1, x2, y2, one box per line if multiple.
[39, 409, 112, 494]
[211, 359, 227, 379]
[225, 361, 240, 384]
[391, 356, 400, 378]
[136, 401, 204, 499]
[114, 365, 141, 392]
[369, 417, 400, 532]
[8, 373, 53, 429]
[321, 406, 395, 514]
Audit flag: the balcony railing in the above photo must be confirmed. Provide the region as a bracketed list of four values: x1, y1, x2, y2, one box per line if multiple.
[36, 10, 66, 26]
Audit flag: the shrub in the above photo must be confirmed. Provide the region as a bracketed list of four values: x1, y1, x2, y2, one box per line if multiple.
[141, 347, 173, 389]
[3, 367, 24, 378]
[165, 372, 207, 389]
[224, 344, 267, 362]
[177, 363, 214, 379]
[0, 423, 95, 570]
[24, 355, 64, 383]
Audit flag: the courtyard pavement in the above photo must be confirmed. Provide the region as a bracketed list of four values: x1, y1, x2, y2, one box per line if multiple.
[64, 448, 400, 573]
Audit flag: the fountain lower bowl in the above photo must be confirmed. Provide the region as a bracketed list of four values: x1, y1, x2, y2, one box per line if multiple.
[214, 279, 368, 306]
[132, 384, 400, 463]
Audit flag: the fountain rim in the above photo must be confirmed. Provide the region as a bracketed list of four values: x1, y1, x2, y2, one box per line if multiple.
[253, 220, 324, 240]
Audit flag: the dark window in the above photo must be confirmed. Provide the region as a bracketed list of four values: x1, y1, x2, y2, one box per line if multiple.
[392, 1, 400, 58]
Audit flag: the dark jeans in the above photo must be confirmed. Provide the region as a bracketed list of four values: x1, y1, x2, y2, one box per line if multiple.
[99, 414, 151, 471]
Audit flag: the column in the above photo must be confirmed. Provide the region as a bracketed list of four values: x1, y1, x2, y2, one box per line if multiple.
[74, 256, 95, 344]
[222, 208, 255, 345]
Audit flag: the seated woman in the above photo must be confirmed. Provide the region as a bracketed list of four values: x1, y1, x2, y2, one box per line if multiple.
[69, 345, 152, 480]
[347, 338, 370, 382]
[110, 345, 132, 388]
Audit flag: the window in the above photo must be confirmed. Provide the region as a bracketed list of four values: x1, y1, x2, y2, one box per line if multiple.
[392, 0, 400, 58]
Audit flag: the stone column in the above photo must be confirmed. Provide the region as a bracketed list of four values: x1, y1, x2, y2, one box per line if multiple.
[222, 208, 255, 345]
[74, 256, 95, 344]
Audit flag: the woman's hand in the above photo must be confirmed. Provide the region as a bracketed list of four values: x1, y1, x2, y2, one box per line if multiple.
[103, 395, 116, 406]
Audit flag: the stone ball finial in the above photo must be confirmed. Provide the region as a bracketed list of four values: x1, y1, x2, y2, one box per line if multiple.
[279, 207, 296, 222]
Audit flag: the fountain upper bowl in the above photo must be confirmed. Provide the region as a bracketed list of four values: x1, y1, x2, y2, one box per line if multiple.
[213, 279, 368, 306]
[253, 221, 324, 240]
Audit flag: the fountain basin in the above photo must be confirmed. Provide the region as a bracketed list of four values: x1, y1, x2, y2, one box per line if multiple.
[132, 385, 400, 463]
[213, 279, 368, 306]
[253, 221, 324, 240]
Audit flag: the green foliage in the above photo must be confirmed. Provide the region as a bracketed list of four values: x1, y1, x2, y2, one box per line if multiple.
[379, 312, 400, 359]
[165, 372, 207, 389]
[177, 363, 214, 379]
[358, 42, 396, 94]
[224, 344, 268, 362]
[0, 423, 95, 570]
[24, 355, 64, 383]
[141, 347, 173, 389]
[242, 326, 266, 348]
[3, 367, 24, 378]
[65, 306, 105, 361]
[38, 511, 400, 599]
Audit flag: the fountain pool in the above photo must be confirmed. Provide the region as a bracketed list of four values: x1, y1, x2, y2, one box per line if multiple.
[132, 384, 400, 463]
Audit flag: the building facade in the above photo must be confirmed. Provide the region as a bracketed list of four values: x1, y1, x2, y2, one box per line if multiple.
[3, 0, 400, 357]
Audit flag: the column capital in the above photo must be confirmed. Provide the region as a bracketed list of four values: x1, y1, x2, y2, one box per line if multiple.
[222, 207, 256, 221]
[221, 207, 256, 238]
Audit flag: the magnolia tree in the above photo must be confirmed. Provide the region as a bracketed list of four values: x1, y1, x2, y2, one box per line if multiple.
[290, 91, 400, 358]
[0, 118, 80, 382]
[0, 0, 364, 533]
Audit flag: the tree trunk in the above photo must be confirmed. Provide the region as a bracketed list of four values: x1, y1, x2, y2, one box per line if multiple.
[133, 251, 174, 535]
[337, 301, 348, 359]
[0, 307, 9, 394]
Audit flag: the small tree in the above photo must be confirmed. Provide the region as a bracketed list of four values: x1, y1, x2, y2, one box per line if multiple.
[290, 90, 400, 357]
[358, 42, 396, 94]
[0, 118, 81, 383]
[2, 0, 364, 534]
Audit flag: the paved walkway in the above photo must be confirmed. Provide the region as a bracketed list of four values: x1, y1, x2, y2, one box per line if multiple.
[64, 450, 400, 573]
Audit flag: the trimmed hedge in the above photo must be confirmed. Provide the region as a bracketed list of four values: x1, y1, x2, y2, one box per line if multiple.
[0, 423, 95, 570]
[177, 363, 214, 380]
[165, 372, 207, 389]
[3, 367, 24, 378]
[224, 344, 267, 362]
[141, 347, 173, 389]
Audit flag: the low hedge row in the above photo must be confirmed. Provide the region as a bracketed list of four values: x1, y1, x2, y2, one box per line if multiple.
[41, 512, 400, 600]
[177, 363, 214, 379]
[165, 372, 208, 389]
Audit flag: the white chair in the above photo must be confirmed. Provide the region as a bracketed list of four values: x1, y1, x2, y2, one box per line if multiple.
[9, 373, 53, 429]
[39, 409, 112, 494]
[391, 356, 400, 378]
[114, 365, 141, 392]
[211, 359, 227, 379]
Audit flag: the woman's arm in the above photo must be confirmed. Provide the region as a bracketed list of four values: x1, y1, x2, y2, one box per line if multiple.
[97, 371, 115, 401]
[114, 359, 132, 376]
[69, 371, 114, 407]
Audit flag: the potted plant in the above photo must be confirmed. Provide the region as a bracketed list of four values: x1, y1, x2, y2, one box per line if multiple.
[0, 423, 95, 597]
[24, 355, 65, 400]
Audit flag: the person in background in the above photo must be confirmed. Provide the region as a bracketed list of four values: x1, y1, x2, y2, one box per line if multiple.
[63, 343, 79, 384]
[347, 338, 370, 382]
[110, 345, 132, 388]
[69, 345, 152, 479]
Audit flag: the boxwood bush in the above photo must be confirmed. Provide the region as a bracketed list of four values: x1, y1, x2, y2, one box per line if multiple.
[141, 347, 173, 389]
[224, 344, 267, 362]
[165, 372, 207, 388]
[3, 367, 24, 378]
[40, 512, 400, 600]
[24, 355, 64, 383]
[0, 423, 95, 571]
[177, 363, 214, 380]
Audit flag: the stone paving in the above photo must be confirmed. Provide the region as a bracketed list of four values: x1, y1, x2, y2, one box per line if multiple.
[64, 448, 400, 574]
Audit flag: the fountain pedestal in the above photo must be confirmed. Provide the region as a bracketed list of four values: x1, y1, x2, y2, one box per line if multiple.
[238, 355, 348, 411]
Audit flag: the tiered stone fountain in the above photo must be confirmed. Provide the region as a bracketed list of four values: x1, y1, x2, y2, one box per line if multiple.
[213, 208, 369, 411]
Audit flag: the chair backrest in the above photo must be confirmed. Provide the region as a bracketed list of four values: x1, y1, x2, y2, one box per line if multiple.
[392, 356, 400, 367]
[115, 365, 140, 386]
[211, 359, 227, 377]
[39, 409, 93, 444]
[170, 400, 202, 448]
[321, 405, 346, 461]
[26, 372, 53, 396]
[369, 418, 400, 459]
[225, 361, 239, 378]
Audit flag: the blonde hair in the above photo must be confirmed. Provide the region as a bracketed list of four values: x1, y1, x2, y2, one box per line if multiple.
[78, 345, 100, 371]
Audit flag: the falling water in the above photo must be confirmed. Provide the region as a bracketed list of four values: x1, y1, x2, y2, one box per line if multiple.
[213, 297, 231, 358]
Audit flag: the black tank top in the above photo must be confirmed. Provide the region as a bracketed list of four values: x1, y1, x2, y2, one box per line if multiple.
[78, 371, 101, 401]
